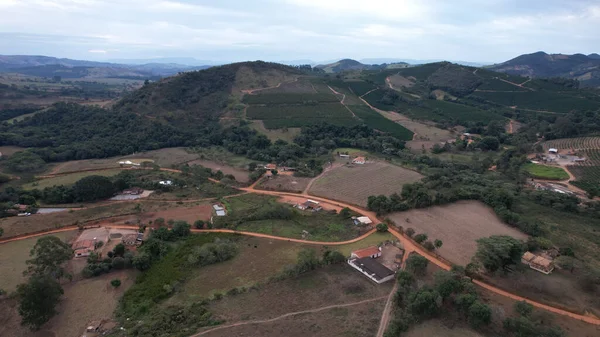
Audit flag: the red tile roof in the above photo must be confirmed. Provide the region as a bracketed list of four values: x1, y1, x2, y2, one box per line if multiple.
[72, 240, 95, 251]
[352, 246, 380, 258]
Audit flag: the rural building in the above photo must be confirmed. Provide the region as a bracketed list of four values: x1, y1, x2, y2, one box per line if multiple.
[296, 199, 323, 211]
[73, 240, 96, 258]
[548, 148, 558, 154]
[351, 246, 382, 259]
[119, 160, 141, 166]
[339, 154, 350, 158]
[13, 204, 28, 211]
[213, 204, 227, 217]
[122, 187, 143, 195]
[280, 166, 296, 172]
[265, 163, 277, 170]
[522, 251, 555, 274]
[353, 216, 373, 225]
[347, 248, 395, 284]
[352, 156, 366, 164]
[122, 234, 141, 246]
[159, 180, 173, 185]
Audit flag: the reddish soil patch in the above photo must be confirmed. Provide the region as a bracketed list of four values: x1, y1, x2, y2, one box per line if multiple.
[188, 159, 250, 182]
[256, 175, 313, 193]
[99, 203, 214, 225]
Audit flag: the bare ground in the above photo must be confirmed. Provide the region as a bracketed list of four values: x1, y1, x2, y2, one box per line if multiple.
[309, 162, 423, 207]
[187, 159, 250, 182]
[388, 201, 528, 265]
[257, 175, 313, 193]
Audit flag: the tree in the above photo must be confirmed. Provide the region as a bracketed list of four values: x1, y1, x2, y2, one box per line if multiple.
[474, 235, 523, 272]
[295, 248, 320, 274]
[194, 219, 205, 229]
[72, 175, 115, 202]
[26, 236, 73, 280]
[322, 250, 345, 264]
[339, 207, 351, 219]
[112, 257, 125, 270]
[423, 240, 436, 251]
[408, 288, 442, 318]
[133, 252, 152, 271]
[405, 228, 415, 237]
[110, 279, 121, 288]
[271, 169, 278, 176]
[406, 254, 429, 276]
[479, 136, 500, 151]
[434, 239, 443, 249]
[17, 275, 63, 330]
[376, 223, 389, 232]
[172, 221, 191, 237]
[113, 243, 126, 257]
[414, 233, 428, 244]
[5, 151, 46, 173]
[468, 301, 492, 328]
[396, 270, 415, 289]
[248, 162, 257, 172]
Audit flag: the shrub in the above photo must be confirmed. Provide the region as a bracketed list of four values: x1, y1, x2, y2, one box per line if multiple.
[112, 257, 125, 270]
[111, 279, 121, 288]
[405, 228, 415, 237]
[113, 243, 125, 257]
[322, 250, 346, 264]
[414, 233, 428, 244]
[376, 223, 389, 232]
[468, 301, 492, 328]
[423, 240, 436, 251]
[194, 220, 205, 229]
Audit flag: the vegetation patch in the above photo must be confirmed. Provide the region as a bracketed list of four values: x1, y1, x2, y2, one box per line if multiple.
[350, 105, 414, 140]
[24, 169, 123, 190]
[246, 103, 358, 129]
[522, 163, 569, 180]
[243, 93, 338, 104]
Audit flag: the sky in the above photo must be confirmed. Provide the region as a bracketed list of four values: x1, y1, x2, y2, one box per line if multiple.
[0, 0, 599, 64]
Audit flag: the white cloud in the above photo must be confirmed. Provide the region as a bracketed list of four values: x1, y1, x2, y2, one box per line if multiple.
[284, 0, 430, 21]
[88, 49, 107, 53]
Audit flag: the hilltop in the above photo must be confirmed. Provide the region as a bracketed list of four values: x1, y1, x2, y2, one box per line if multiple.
[488, 51, 600, 87]
[315, 59, 410, 73]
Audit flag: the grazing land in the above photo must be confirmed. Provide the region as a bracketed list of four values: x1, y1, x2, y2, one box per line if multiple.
[522, 163, 569, 180]
[191, 147, 255, 169]
[249, 120, 301, 142]
[256, 174, 313, 193]
[388, 201, 528, 265]
[0, 230, 76, 292]
[201, 265, 390, 335]
[0, 145, 27, 157]
[187, 159, 250, 182]
[404, 320, 483, 337]
[309, 162, 423, 207]
[24, 168, 123, 189]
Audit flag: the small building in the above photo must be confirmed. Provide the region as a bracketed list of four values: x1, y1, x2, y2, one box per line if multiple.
[348, 257, 395, 284]
[296, 199, 322, 211]
[159, 180, 173, 186]
[339, 154, 350, 159]
[352, 156, 366, 165]
[548, 148, 558, 154]
[353, 216, 373, 226]
[280, 166, 296, 172]
[13, 204, 28, 211]
[122, 187, 143, 195]
[119, 160, 141, 166]
[265, 163, 277, 170]
[122, 234, 140, 246]
[351, 246, 382, 259]
[522, 251, 555, 274]
[73, 240, 96, 258]
[213, 204, 227, 216]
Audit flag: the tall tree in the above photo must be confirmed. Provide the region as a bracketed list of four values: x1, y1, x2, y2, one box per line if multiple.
[474, 235, 523, 272]
[17, 275, 64, 330]
[25, 236, 73, 280]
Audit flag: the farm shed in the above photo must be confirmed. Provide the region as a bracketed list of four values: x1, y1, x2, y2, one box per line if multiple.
[548, 148, 558, 154]
[122, 234, 140, 246]
[339, 154, 350, 158]
[353, 216, 373, 225]
[351, 246, 382, 259]
[296, 199, 323, 211]
[213, 204, 227, 217]
[347, 257, 395, 284]
[159, 180, 173, 185]
[352, 156, 366, 164]
[522, 251, 555, 274]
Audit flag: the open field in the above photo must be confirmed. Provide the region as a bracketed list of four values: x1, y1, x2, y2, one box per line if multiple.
[256, 174, 313, 193]
[309, 161, 423, 207]
[0, 269, 137, 337]
[377, 110, 455, 143]
[0, 230, 76, 292]
[187, 159, 250, 182]
[249, 120, 301, 142]
[24, 168, 123, 189]
[200, 265, 390, 335]
[200, 300, 383, 337]
[0, 145, 26, 156]
[46, 147, 198, 174]
[388, 201, 528, 265]
[336, 231, 396, 256]
[404, 320, 483, 337]
[192, 146, 255, 169]
[523, 163, 569, 180]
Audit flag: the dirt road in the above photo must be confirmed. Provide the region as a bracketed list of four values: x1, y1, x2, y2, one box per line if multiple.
[191, 296, 387, 336]
[328, 85, 357, 118]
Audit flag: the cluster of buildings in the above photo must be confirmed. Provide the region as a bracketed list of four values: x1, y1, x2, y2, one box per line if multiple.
[522, 251, 555, 274]
[72, 228, 143, 258]
[347, 245, 403, 284]
[295, 199, 323, 212]
[338, 153, 366, 165]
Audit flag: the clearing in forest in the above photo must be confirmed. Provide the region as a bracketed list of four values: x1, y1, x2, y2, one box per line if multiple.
[256, 174, 313, 193]
[309, 162, 423, 207]
[388, 200, 527, 265]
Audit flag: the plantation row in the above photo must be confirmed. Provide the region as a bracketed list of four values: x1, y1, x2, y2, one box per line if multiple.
[349, 105, 414, 141]
[346, 80, 377, 96]
[475, 79, 528, 92]
[543, 137, 600, 152]
[243, 92, 339, 104]
[568, 165, 600, 194]
[469, 91, 599, 113]
[246, 103, 358, 129]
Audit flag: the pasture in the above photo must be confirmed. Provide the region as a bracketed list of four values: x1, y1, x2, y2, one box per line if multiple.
[200, 265, 390, 336]
[24, 168, 123, 190]
[187, 159, 250, 182]
[0, 145, 27, 157]
[256, 174, 313, 193]
[249, 120, 301, 143]
[388, 200, 528, 265]
[405, 320, 483, 337]
[309, 162, 423, 207]
[523, 163, 569, 180]
[0, 230, 76, 292]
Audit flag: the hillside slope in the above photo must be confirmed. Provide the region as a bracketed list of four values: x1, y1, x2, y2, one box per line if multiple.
[488, 51, 600, 87]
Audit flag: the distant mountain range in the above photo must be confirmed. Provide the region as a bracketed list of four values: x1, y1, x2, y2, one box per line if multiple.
[488, 51, 600, 87]
[0, 55, 211, 79]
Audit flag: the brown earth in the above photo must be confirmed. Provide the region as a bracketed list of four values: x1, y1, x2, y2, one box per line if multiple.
[388, 201, 528, 265]
[256, 175, 313, 193]
[309, 162, 423, 207]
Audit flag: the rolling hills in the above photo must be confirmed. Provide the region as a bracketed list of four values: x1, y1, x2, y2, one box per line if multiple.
[488, 51, 600, 87]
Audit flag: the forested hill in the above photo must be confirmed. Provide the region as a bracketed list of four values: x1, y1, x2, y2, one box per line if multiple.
[113, 61, 302, 126]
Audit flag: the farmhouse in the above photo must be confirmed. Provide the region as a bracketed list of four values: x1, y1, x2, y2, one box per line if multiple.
[348, 247, 395, 284]
[213, 204, 227, 217]
[353, 216, 373, 225]
[73, 240, 96, 258]
[265, 163, 277, 170]
[352, 156, 366, 164]
[296, 199, 323, 212]
[522, 251, 555, 274]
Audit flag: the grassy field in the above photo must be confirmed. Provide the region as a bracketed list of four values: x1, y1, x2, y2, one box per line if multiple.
[309, 161, 423, 207]
[201, 265, 390, 336]
[388, 201, 528, 265]
[256, 174, 313, 193]
[24, 168, 123, 189]
[191, 146, 255, 169]
[249, 120, 301, 142]
[336, 231, 396, 256]
[523, 163, 569, 180]
[187, 159, 250, 182]
[0, 230, 76, 292]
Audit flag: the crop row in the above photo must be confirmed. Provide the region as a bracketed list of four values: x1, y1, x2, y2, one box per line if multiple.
[469, 91, 599, 113]
[243, 93, 339, 104]
[568, 165, 600, 194]
[349, 105, 414, 141]
[247, 103, 358, 129]
[543, 137, 600, 152]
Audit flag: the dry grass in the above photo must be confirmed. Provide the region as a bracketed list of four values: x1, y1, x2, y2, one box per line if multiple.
[24, 169, 123, 190]
[257, 174, 313, 193]
[309, 161, 423, 207]
[249, 120, 301, 143]
[389, 201, 528, 265]
[388, 75, 415, 88]
[378, 110, 456, 145]
[405, 320, 483, 337]
[187, 159, 250, 182]
[0, 145, 26, 157]
[0, 230, 77, 292]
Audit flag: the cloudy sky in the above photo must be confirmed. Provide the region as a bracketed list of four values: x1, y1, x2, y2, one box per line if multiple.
[0, 0, 599, 64]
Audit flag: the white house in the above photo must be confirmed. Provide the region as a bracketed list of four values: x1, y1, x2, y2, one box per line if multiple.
[548, 148, 558, 154]
[353, 216, 373, 225]
[347, 246, 394, 284]
[159, 180, 173, 186]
